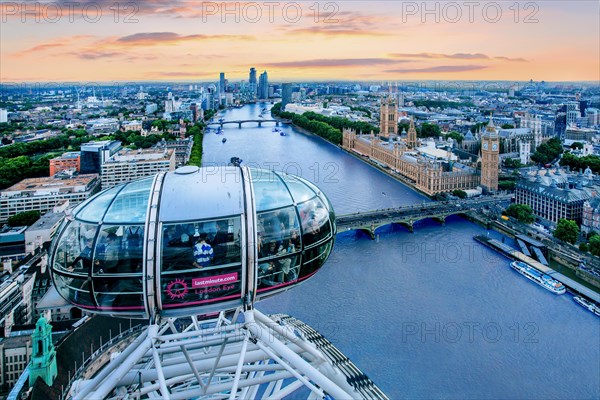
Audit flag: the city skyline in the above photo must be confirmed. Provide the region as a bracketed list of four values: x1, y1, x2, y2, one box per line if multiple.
[1, 1, 598, 82]
[2, 2, 600, 398]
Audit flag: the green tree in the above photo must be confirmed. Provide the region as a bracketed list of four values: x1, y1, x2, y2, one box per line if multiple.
[187, 123, 205, 167]
[204, 109, 217, 121]
[589, 235, 600, 256]
[398, 121, 410, 134]
[419, 122, 441, 138]
[531, 137, 563, 165]
[152, 119, 170, 131]
[579, 242, 589, 252]
[560, 152, 600, 174]
[452, 189, 467, 199]
[432, 192, 448, 201]
[504, 204, 535, 224]
[8, 210, 41, 227]
[271, 103, 373, 145]
[446, 131, 464, 144]
[503, 158, 523, 168]
[501, 123, 515, 129]
[570, 142, 584, 150]
[498, 180, 516, 191]
[553, 218, 579, 244]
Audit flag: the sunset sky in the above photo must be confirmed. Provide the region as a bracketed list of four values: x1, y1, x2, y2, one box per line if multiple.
[1, 1, 598, 82]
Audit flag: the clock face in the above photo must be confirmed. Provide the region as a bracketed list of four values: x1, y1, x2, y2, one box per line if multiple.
[483, 142, 489, 150]
[492, 143, 498, 151]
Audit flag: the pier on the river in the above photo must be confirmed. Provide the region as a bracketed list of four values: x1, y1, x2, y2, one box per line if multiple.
[474, 235, 600, 303]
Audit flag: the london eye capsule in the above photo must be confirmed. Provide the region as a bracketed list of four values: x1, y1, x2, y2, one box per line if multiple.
[49, 166, 336, 318]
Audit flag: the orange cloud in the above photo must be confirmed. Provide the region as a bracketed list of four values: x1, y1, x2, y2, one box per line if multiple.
[116, 32, 253, 46]
[494, 56, 529, 62]
[263, 58, 407, 68]
[391, 53, 491, 60]
[13, 35, 95, 57]
[385, 65, 488, 73]
[390, 53, 529, 63]
[281, 26, 390, 37]
[278, 10, 391, 37]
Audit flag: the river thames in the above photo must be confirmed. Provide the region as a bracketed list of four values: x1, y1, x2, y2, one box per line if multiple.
[202, 103, 600, 399]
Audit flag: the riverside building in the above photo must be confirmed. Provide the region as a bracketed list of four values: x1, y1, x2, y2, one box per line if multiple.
[515, 167, 600, 226]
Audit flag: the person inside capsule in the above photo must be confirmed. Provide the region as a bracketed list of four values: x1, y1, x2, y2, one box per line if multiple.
[69, 237, 93, 273]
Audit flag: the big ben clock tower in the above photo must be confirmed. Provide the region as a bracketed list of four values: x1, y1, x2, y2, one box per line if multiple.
[480, 115, 499, 193]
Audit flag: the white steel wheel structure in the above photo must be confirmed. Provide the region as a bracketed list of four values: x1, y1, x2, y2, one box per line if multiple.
[66, 309, 389, 399]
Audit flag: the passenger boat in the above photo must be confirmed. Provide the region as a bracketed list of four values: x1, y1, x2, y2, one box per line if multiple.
[272, 128, 280, 133]
[510, 261, 566, 294]
[222, 138, 227, 143]
[280, 132, 287, 136]
[573, 295, 600, 316]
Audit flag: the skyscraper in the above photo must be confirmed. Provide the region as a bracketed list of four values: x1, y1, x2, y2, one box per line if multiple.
[219, 72, 226, 94]
[259, 71, 269, 100]
[281, 83, 293, 111]
[249, 68, 257, 97]
[480, 116, 500, 193]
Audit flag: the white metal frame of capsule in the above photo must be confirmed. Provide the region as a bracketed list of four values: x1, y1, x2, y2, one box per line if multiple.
[49, 166, 336, 319]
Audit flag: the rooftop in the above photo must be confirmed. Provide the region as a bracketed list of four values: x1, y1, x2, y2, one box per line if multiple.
[80, 140, 121, 151]
[1, 174, 98, 194]
[51, 152, 80, 160]
[0, 226, 28, 236]
[26, 211, 65, 232]
[0, 333, 32, 348]
[518, 178, 593, 202]
[0, 226, 27, 244]
[104, 148, 174, 164]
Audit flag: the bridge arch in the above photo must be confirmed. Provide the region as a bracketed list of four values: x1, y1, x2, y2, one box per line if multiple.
[334, 196, 511, 239]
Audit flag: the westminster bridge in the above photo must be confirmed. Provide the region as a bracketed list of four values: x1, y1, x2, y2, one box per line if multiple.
[335, 194, 512, 239]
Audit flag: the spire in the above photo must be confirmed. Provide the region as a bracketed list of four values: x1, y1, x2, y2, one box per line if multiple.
[406, 117, 417, 149]
[29, 317, 58, 387]
[484, 113, 498, 137]
[488, 113, 495, 128]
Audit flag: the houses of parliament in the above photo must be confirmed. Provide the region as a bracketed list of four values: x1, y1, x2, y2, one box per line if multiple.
[342, 95, 500, 196]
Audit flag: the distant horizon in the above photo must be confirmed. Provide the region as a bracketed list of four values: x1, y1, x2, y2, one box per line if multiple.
[1, 78, 598, 86]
